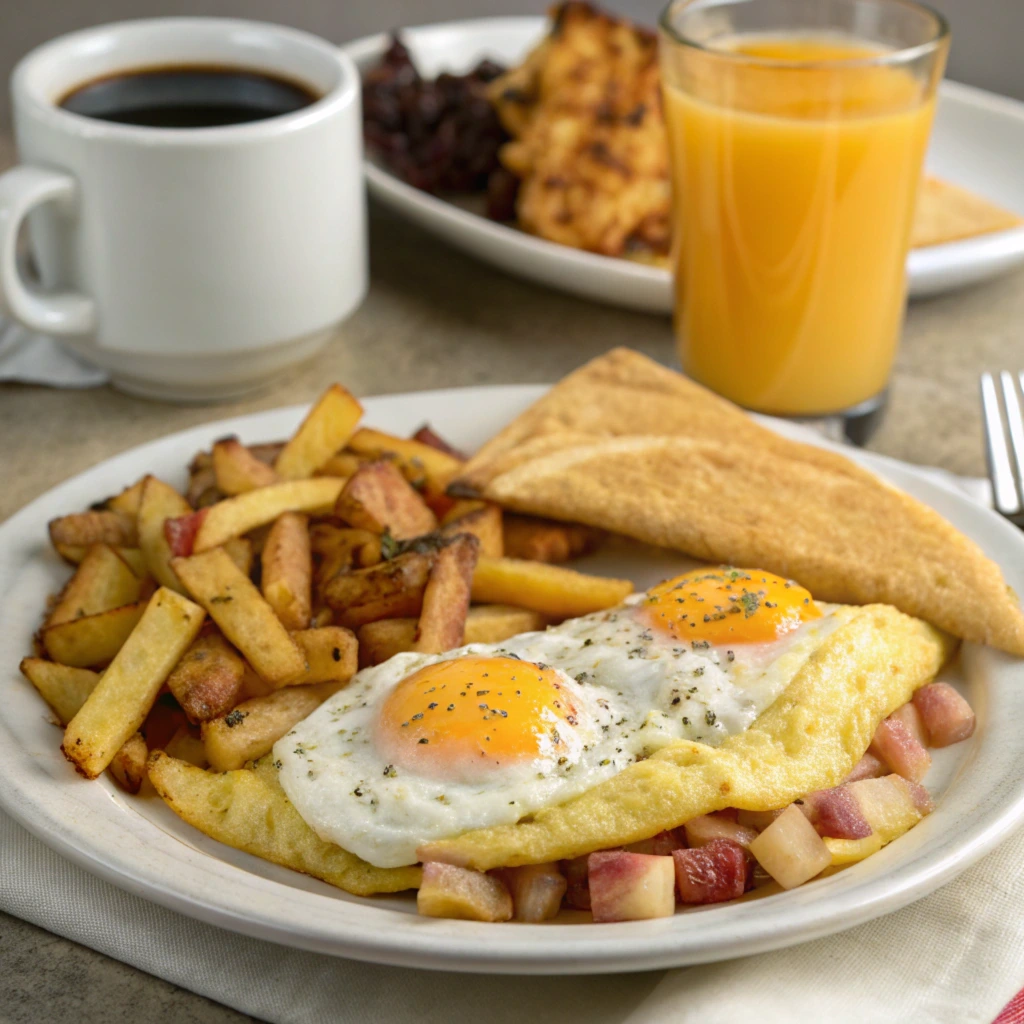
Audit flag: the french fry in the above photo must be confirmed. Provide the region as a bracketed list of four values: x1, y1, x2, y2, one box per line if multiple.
[502, 515, 604, 564]
[201, 682, 343, 770]
[52, 544, 146, 576]
[105, 478, 147, 517]
[49, 510, 137, 551]
[357, 604, 547, 666]
[137, 476, 192, 592]
[166, 632, 247, 723]
[107, 732, 149, 793]
[322, 549, 435, 627]
[172, 548, 306, 686]
[164, 726, 209, 768]
[348, 427, 463, 495]
[274, 384, 363, 480]
[192, 478, 345, 553]
[62, 587, 205, 778]
[413, 535, 479, 654]
[46, 544, 144, 628]
[440, 502, 504, 558]
[262, 512, 312, 630]
[316, 451, 366, 479]
[223, 536, 254, 577]
[289, 626, 358, 685]
[19, 658, 100, 724]
[42, 600, 148, 667]
[471, 557, 633, 619]
[148, 751, 420, 894]
[335, 461, 437, 540]
[213, 436, 280, 495]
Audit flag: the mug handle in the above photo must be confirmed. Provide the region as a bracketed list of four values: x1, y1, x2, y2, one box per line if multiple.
[0, 165, 96, 335]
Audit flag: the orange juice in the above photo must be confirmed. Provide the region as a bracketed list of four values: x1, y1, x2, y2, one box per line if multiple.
[663, 37, 937, 415]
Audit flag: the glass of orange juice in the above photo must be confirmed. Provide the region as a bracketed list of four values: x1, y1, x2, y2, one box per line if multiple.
[659, 0, 949, 429]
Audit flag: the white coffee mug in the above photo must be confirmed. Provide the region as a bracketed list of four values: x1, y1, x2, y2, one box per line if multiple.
[0, 18, 366, 401]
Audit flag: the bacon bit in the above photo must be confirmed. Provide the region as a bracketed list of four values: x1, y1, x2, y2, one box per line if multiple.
[163, 507, 209, 558]
[412, 424, 467, 460]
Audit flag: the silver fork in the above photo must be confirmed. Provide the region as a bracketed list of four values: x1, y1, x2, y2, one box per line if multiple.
[981, 371, 1024, 527]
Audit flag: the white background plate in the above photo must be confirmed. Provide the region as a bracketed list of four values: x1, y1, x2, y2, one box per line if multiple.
[344, 18, 1024, 313]
[2, 385, 1024, 974]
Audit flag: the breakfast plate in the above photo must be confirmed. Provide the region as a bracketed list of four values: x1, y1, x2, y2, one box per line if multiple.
[2, 384, 1024, 973]
[343, 18, 1024, 313]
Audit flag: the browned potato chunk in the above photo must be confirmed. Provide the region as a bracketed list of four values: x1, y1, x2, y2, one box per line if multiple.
[212, 436, 280, 495]
[289, 626, 358, 685]
[49, 510, 137, 551]
[322, 550, 435, 627]
[274, 384, 363, 481]
[348, 427, 463, 496]
[42, 600, 149, 668]
[166, 632, 247, 723]
[412, 535, 480, 654]
[107, 732, 149, 794]
[417, 862, 512, 922]
[502, 515, 603, 564]
[46, 544, 143, 628]
[440, 502, 503, 558]
[335, 461, 437, 540]
[261, 512, 312, 630]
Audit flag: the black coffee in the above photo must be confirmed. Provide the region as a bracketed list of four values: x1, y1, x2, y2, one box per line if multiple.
[59, 66, 319, 128]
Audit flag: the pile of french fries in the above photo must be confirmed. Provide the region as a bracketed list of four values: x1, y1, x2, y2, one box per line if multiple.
[20, 383, 632, 890]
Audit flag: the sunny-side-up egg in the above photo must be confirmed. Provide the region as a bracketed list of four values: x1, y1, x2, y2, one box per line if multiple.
[274, 568, 848, 868]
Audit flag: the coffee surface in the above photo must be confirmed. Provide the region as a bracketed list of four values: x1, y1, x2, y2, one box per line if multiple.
[59, 66, 319, 128]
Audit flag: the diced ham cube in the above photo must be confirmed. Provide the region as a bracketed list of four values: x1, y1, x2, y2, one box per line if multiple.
[869, 712, 932, 783]
[683, 814, 759, 850]
[802, 786, 873, 840]
[748, 804, 831, 890]
[625, 830, 686, 856]
[503, 862, 567, 923]
[673, 839, 749, 905]
[913, 683, 976, 748]
[842, 752, 888, 784]
[163, 508, 209, 558]
[588, 851, 676, 922]
[736, 807, 786, 831]
[562, 855, 591, 910]
[417, 862, 512, 922]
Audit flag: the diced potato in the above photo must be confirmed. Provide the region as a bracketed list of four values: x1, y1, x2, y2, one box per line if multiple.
[588, 851, 676, 922]
[683, 813, 759, 850]
[748, 804, 831, 890]
[842, 752, 888, 784]
[471, 557, 632, 619]
[105, 478, 147, 517]
[823, 833, 884, 866]
[624, 831, 686, 856]
[166, 631, 246, 723]
[107, 732, 149, 793]
[869, 713, 932, 783]
[503, 863, 567, 923]
[19, 659, 99, 725]
[289, 627, 358, 686]
[913, 682, 976, 747]
[261, 512, 312, 630]
[847, 775, 923, 844]
[137, 476, 193, 592]
[417, 862, 512, 922]
[891, 702, 928, 747]
[502, 515, 602, 564]
[357, 604, 547, 666]
[440, 501, 504, 558]
[193, 478, 345, 553]
[322, 549, 435, 628]
[49, 510, 137, 551]
[186, 449, 220, 508]
[274, 384, 363, 480]
[309, 524, 382, 584]
[52, 544, 146, 577]
[46, 543, 143, 628]
[212, 436, 280, 495]
[736, 808, 786, 831]
[201, 682, 342, 771]
[316, 451, 367, 479]
[412, 535, 479, 654]
[673, 840, 749, 905]
[172, 548, 306, 686]
[348, 427, 463, 495]
[63, 588, 205, 778]
[163, 726, 209, 768]
[42, 600, 148, 667]
[335, 461, 437, 540]
[148, 752, 420, 895]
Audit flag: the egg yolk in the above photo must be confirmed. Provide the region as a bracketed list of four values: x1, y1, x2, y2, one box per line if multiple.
[644, 568, 821, 645]
[375, 656, 580, 781]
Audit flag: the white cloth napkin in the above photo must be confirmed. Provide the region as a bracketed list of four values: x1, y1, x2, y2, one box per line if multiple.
[0, 470, 1016, 1024]
[0, 321, 108, 387]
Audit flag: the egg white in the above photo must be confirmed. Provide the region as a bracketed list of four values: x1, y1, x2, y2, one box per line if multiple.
[275, 597, 845, 868]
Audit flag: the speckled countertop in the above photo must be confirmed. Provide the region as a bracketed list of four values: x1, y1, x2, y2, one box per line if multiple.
[2, 162, 1024, 1023]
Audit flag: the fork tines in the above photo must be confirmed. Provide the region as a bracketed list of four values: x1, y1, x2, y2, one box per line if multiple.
[981, 371, 1024, 523]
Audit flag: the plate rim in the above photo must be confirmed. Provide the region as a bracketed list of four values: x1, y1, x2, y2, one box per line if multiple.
[3, 383, 1024, 974]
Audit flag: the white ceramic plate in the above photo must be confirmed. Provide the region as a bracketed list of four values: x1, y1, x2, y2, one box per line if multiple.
[2, 385, 1024, 974]
[343, 18, 1024, 313]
